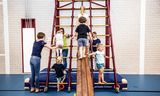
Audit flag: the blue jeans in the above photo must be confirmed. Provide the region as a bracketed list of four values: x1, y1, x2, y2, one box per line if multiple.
[30, 56, 40, 88]
[62, 49, 68, 68]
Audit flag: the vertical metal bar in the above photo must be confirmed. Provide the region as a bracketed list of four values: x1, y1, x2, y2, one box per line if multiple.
[105, 0, 110, 69]
[45, 0, 58, 88]
[68, 0, 75, 91]
[21, 19, 24, 73]
[89, 0, 94, 79]
[106, 0, 119, 88]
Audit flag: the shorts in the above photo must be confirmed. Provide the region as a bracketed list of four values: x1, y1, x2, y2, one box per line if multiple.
[78, 38, 88, 47]
[96, 63, 104, 70]
[57, 75, 65, 83]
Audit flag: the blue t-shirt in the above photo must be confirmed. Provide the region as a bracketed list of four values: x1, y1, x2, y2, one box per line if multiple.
[92, 38, 101, 52]
[31, 40, 46, 57]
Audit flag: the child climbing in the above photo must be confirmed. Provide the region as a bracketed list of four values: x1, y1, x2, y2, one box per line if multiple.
[77, 6, 89, 26]
[92, 31, 101, 52]
[53, 29, 64, 57]
[60, 28, 71, 68]
[92, 31, 101, 70]
[89, 44, 107, 84]
[72, 16, 92, 59]
[30, 32, 55, 93]
[52, 56, 66, 91]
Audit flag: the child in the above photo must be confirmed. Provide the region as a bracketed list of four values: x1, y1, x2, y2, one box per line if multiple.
[30, 32, 55, 93]
[60, 28, 70, 68]
[92, 31, 101, 70]
[73, 16, 92, 59]
[54, 29, 64, 57]
[52, 56, 66, 91]
[89, 44, 107, 84]
[77, 6, 89, 26]
[92, 31, 101, 52]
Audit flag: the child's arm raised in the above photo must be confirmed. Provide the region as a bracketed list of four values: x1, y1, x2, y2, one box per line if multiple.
[71, 32, 77, 39]
[88, 52, 96, 56]
[44, 44, 56, 50]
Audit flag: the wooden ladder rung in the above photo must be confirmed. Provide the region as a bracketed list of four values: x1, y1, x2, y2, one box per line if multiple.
[57, 7, 107, 10]
[94, 68, 113, 72]
[92, 16, 109, 18]
[97, 34, 110, 36]
[94, 82, 114, 85]
[51, 56, 77, 59]
[55, 25, 109, 27]
[106, 56, 112, 59]
[56, 16, 72, 18]
[60, 0, 106, 1]
[56, 16, 108, 18]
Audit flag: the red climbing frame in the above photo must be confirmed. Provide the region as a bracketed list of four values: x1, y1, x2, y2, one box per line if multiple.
[45, 0, 59, 90]
[44, 0, 119, 92]
[68, 0, 75, 91]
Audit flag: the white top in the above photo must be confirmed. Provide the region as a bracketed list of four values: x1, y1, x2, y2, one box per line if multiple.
[95, 50, 105, 64]
[55, 33, 63, 46]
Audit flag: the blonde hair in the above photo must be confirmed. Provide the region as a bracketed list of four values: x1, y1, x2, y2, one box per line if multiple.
[97, 44, 104, 50]
[56, 56, 62, 64]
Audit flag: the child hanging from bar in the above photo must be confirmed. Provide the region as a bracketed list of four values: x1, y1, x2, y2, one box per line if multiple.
[52, 56, 66, 91]
[53, 29, 64, 57]
[77, 6, 89, 26]
[72, 16, 92, 59]
[89, 44, 107, 84]
[30, 32, 55, 93]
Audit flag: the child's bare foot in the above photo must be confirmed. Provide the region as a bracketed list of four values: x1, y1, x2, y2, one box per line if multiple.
[30, 88, 35, 93]
[102, 81, 107, 84]
[35, 88, 40, 93]
[79, 56, 83, 59]
[98, 81, 102, 84]
[83, 55, 86, 58]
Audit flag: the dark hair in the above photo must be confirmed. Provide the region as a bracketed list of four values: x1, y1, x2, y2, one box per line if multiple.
[92, 31, 97, 34]
[79, 16, 87, 23]
[59, 28, 65, 34]
[37, 32, 45, 39]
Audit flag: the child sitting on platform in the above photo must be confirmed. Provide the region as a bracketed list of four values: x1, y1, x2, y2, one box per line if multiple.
[54, 29, 64, 57]
[52, 56, 66, 91]
[89, 44, 107, 84]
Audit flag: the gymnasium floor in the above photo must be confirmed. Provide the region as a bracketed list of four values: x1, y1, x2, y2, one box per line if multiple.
[0, 74, 160, 96]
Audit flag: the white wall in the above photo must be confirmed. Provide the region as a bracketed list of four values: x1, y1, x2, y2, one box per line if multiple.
[111, 0, 140, 74]
[0, 0, 160, 74]
[145, 0, 160, 74]
[0, 3, 5, 73]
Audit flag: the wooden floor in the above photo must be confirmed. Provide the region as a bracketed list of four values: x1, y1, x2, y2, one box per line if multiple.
[76, 57, 94, 96]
